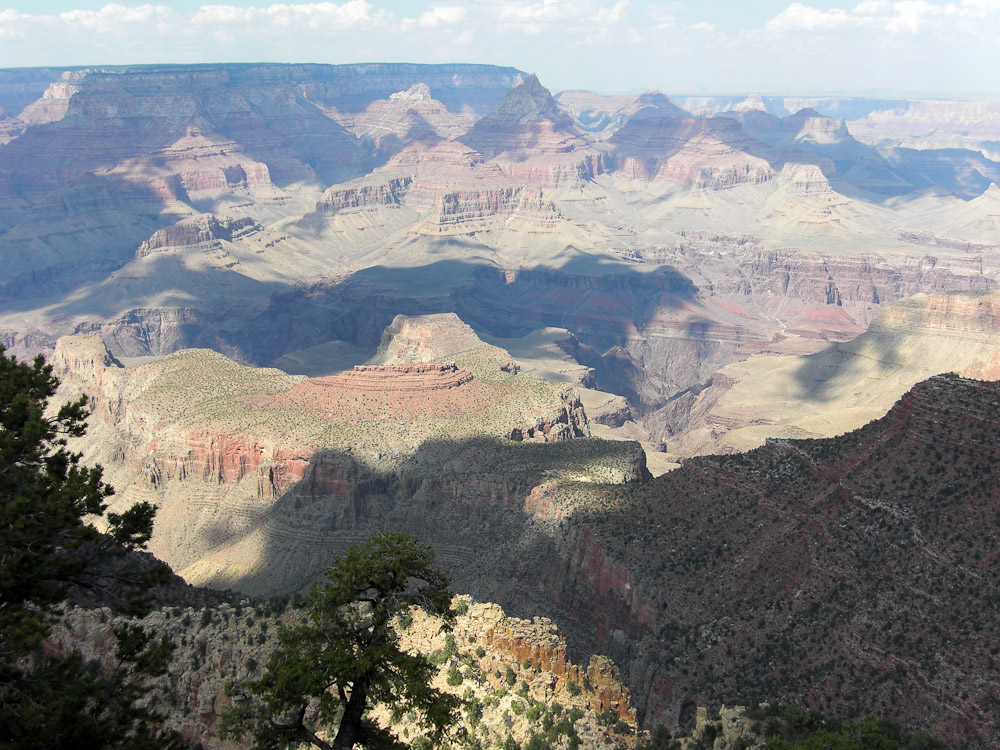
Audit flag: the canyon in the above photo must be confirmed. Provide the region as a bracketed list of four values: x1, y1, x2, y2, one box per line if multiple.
[4, 61, 1000, 747]
[53, 336, 1000, 748]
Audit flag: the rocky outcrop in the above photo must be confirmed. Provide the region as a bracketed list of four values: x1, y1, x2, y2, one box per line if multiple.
[608, 116, 776, 188]
[323, 82, 478, 151]
[459, 601, 637, 723]
[49, 593, 640, 749]
[372, 312, 486, 364]
[460, 74, 606, 187]
[0, 107, 25, 144]
[555, 88, 688, 139]
[507, 392, 589, 442]
[137, 215, 261, 255]
[420, 183, 562, 233]
[17, 73, 82, 125]
[313, 175, 412, 215]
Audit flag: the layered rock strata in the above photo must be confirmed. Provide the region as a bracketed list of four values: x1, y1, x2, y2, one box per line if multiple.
[311, 362, 474, 391]
[609, 116, 777, 188]
[460, 74, 606, 187]
[650, 290, 1000, 457]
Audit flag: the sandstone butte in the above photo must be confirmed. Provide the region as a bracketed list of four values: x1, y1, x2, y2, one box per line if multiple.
[50, 317, 651, 596]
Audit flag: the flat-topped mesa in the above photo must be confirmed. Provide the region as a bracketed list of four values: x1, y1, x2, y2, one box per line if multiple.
[309, 362, 475, 392]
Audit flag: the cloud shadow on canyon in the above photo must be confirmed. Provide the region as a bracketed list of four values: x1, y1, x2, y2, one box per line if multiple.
[789, 330, 902, 404]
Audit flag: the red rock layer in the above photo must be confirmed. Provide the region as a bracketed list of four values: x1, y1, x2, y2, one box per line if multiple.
[310, 362, 474, 392]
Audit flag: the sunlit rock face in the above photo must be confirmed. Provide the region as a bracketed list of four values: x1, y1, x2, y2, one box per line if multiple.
[460, 74, 607, 187]
[0, 63, 524, 299]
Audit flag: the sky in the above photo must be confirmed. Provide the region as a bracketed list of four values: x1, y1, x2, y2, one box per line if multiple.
[0, 0, 998, 98]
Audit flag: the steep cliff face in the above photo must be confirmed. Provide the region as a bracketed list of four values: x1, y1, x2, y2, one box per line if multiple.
[137, 215, 262, 256]
[313, 175, 413, 215]
[0, 63, 525, 299]
[52, 325, 648, 596]
[530, 374, 1000, 748]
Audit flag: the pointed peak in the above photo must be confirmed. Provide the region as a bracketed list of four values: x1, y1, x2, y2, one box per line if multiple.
[631, 90, 687, 120]
[389, 82, 433, 103]
[486, 73, 569, 126]
[734, 94, 766, 112]
[789, 107, 825, 120]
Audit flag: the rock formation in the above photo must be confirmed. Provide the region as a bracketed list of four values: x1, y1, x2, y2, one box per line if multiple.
[555, 88, 689, 139]
[51, 317, 642, 595]
[650, 289, 1000, 458]
[460, 74, 606, 186]
[311, 362, 474, 392]
[136, 214, 261, 256]
[49, 595, 640, 749]
[510, 373, 1000, 747]
[324, 82, 477, 155]
[608, 115, 777, 188]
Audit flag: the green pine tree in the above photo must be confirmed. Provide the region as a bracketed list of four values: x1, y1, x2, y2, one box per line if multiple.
[0, 345, 192, 749]
[221, 531, 463, 750]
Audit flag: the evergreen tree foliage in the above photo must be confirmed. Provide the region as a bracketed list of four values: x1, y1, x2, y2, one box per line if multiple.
[220, 531, 463, 750]
[0, 345, 191, 749]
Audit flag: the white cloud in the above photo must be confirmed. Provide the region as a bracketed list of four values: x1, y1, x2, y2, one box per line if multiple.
[884, 0, 946, 33]
[592, 0, 628, 24]
[417, 5, 467, 27]
[191, 1, 388, 29]
[766, 3, 863, 32]
[59, 4, 174, 32]
[0, 0, 996, 97]
[762, 0, 1000, 36]
[486, 0, 632, 34]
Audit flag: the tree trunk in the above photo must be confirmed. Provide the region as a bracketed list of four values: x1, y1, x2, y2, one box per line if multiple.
[332, 682, 368, 750]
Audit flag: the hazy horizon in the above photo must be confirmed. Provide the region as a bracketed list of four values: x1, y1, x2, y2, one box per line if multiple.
[0, 1, 998, 99]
